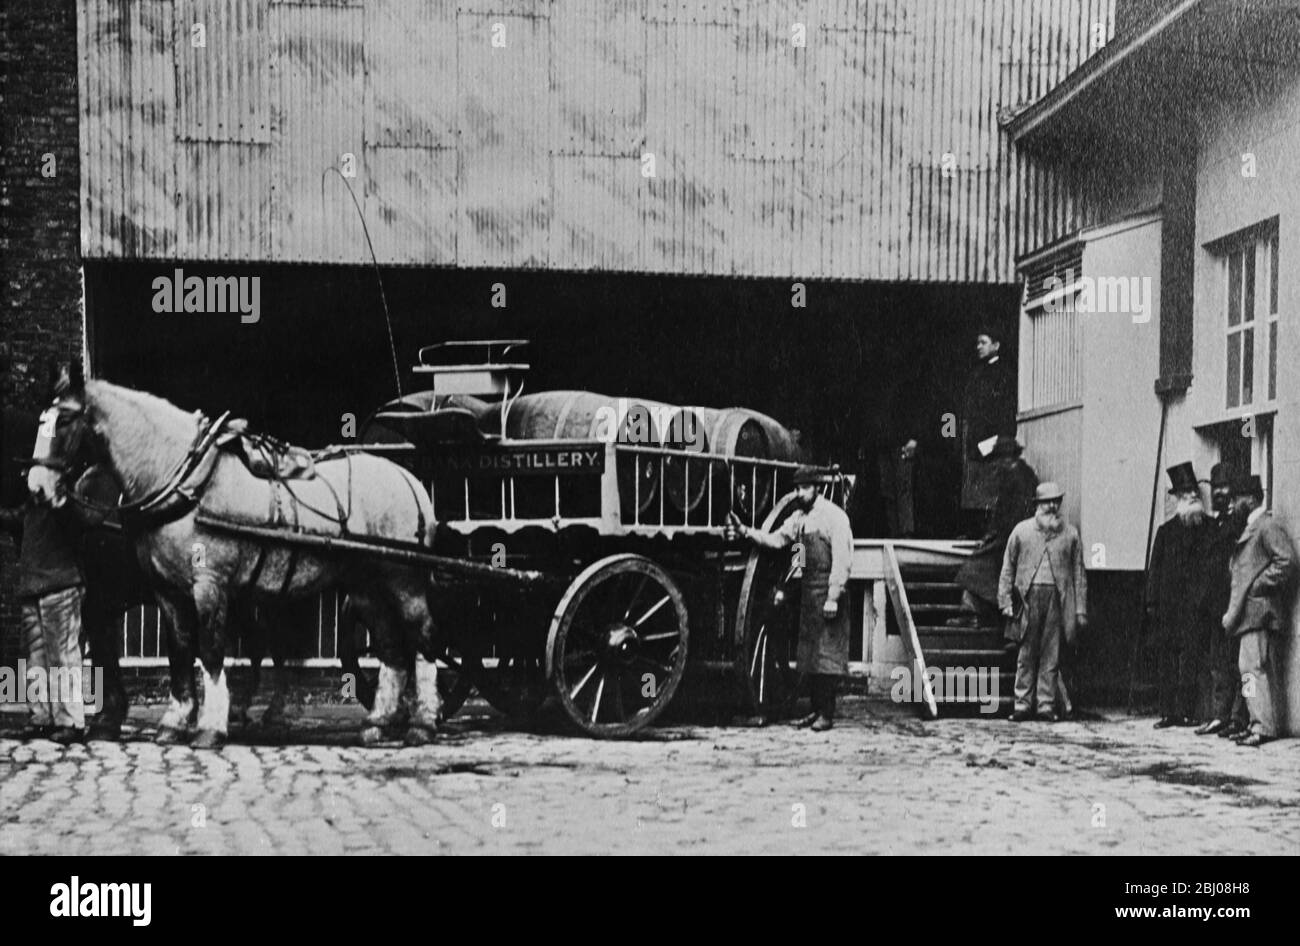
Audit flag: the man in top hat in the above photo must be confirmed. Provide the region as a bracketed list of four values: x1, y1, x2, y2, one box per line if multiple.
[951, 435, 1038, 627]
[998, 481, 1087, 721]
[960, 329, 1017, 534]
[1222, 474, 1296, 747]
[729, 465, 854, 731]
[1195, 463, 1250, 736]
[1146, 462, 1214, 729]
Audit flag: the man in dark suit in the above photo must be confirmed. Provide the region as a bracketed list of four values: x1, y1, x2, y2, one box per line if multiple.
[960, 329, 1017, 534]
[1222, 474, 1297, 747]
[1147, 462, 1214, 729]
[1196, 463, 1250, 737]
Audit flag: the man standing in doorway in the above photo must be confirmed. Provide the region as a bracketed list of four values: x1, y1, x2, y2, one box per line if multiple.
[1196, 463, 1250, 737]
[729, 466, 854, 732]
[961, 329, 1017, 536]
[1222, 474, 1296, 747]
[998, 482, 1088, 722]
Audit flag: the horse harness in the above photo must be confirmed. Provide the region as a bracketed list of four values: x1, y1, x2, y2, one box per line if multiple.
[60, 407, 427, 593]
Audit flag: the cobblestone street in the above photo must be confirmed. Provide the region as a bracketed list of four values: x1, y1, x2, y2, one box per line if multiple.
[2, 697, 1298, 855]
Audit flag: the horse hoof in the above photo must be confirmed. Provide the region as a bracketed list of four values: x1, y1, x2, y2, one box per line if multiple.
[191, 730, 227, 751]
[360, 726, 385, 746]
[155, 726, 188, 746]
[403, 726, 436, 747]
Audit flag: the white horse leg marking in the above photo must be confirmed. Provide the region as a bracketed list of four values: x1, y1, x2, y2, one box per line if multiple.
[196, 667, 230, 736]
[367, 663, 408, 726]
[410, 653, 441, 732]
[160, 694, 195, 731]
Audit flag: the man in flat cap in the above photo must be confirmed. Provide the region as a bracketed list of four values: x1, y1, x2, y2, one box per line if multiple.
[960, 329, 1017, 535]
[1146, 462, 1214, 728]
[730, 465, 854, 731]
[1222, 474, 1296, 747]
[998, 482, 1088, 721]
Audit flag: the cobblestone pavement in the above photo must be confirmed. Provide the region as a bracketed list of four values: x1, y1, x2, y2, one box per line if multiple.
[2, 697, 1298, 855]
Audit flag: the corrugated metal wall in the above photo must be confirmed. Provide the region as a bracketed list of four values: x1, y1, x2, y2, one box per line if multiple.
[78, 0, 1115, 281]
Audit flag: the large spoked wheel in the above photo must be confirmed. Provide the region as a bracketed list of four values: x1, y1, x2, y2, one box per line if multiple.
[548, 554, 689, 738]
[337, 602, 473, 719]
[735, 492, 805, 723]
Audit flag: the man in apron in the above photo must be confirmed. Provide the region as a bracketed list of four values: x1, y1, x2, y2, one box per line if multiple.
[730, 466, 854, 731]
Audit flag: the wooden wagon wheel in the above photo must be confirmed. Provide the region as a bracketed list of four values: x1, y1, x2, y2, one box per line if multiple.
[735, 491, 806, 723]
[336, 602, 473, 720]
[547, 554, 689, 738]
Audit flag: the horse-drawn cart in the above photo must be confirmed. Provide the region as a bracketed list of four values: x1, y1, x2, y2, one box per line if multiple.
[317, 340, 851, 737]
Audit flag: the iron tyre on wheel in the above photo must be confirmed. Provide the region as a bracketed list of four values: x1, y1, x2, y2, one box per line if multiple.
[735, 492, 806, 723]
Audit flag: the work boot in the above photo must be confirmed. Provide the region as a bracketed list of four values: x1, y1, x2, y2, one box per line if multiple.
[790, 712, 819, 729]
[1219, 722, 1246, 739]
[1237, 733, 1271, 748]
[1009, 709, 1032, 722]
[18, 723, 55, 741]
[809, 716, 834, 732]
[51, 727, 87, 746]
[1194, 718, 1226, 736]
[1153, 717, 1177, 729]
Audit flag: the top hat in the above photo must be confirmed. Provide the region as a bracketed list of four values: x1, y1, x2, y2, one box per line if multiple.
[1231, 474, 1264, 499]
[1209, 462, 1234, 489]
[791, 465, 825, 486]
[1166, 462, 1199, 494]
[1034, 482, 1064, 503]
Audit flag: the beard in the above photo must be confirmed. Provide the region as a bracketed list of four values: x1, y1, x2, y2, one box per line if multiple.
[1176, 495, 1206, 526]
[1035, 509, 1063, 533]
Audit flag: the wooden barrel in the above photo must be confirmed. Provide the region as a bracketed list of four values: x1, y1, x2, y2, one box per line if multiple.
[661, 406, 710, 519]
[497, 391, 663, 521]
[696, 407, 801, 524]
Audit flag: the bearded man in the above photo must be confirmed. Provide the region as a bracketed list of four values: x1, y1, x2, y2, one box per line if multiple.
[998, 482, 1088, 721]
[1146, 463, 1214, 729]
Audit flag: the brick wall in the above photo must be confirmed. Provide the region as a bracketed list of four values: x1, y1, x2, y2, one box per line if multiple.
[0, 0, 84, 665]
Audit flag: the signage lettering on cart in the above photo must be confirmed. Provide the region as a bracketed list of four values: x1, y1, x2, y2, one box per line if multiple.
[433, 447, 605, 477]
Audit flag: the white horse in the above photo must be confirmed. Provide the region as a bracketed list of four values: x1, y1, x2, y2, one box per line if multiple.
[38, 378, 441, 749]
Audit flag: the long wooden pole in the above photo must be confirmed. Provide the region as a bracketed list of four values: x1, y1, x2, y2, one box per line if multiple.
[194, 513, 552, 586]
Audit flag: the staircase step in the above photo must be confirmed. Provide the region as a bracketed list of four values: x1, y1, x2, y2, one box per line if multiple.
[904, 581, 962, 591]
[908, 602, 965, 613]
[922, 647, 1015, 664]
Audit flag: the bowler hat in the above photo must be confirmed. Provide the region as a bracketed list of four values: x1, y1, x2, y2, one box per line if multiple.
[791, 465, 825, 486]
[1231, 474, 1264, 499]
[1166, 462, 1199, 494]
[1209, 462, 1233, 489]
[1034, 482, 1064, 503]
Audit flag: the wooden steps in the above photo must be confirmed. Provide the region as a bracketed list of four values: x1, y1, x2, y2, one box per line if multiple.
[887, 550, 1017, 718]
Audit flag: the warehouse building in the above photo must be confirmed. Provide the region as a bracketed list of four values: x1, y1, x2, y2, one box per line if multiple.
[3, 0, 1118, 686]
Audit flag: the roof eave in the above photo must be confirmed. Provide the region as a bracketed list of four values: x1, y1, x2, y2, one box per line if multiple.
[1006, 0, 1206, 142]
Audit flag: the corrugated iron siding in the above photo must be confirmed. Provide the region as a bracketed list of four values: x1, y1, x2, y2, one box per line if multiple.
[78, 0, 1115, 281]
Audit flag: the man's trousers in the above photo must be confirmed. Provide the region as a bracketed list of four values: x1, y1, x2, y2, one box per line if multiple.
[809, 674, 838, 720]
[1015, 585, 1062, 715]
[1157, 635, 1201, 720]
[21, 586, 86, 730]
[1206, 628, 1247, 724]
[1237, 629, 1278, 738]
